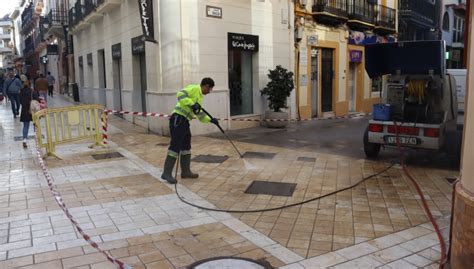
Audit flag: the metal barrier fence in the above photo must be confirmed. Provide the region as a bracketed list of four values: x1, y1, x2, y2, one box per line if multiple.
[33, 104, 107, 159]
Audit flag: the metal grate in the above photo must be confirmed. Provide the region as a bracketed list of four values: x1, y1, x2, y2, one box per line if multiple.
[243, 151, 276, 159]
[91, 152, 124, 160]
[245, 181, 297, 197]
[192, 155, 229, 163]
[297, 157, 316, 162]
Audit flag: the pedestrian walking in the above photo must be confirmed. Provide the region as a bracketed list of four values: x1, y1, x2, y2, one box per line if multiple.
[19, 80, 39, 148]
[161, 77, 219, 184]
[46, 72, 55, 97]
[34, 73, 49, 102]
[3, 68, 22, 118]
[0, 70, 4, 104]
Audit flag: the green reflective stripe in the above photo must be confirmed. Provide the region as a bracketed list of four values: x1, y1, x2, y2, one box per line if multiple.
[174, 106, 193, 120]
[177, 91, 189, 101]
[167, 150, 178, 158]
[181, 150, 191, 155]
[197, 111, 207, 120]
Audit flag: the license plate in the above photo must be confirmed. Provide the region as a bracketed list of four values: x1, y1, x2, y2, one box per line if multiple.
[384, 136, 418, 145]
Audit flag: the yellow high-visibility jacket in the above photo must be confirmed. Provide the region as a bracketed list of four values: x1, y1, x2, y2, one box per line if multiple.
[172, 84, 211, 123]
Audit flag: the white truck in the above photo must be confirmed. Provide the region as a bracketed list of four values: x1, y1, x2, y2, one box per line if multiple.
[447, 69, 467, 114]
[363, 41, 462, 165]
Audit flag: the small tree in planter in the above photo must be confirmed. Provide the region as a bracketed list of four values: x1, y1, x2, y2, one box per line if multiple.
[260, 65, 294, 128]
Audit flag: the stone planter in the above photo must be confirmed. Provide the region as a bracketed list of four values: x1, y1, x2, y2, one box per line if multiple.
[264, 110, 288, 128]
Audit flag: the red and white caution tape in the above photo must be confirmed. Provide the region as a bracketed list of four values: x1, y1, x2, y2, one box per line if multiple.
[33, 133, 131, 269]
[103, 109, 369, 122]
[101, 111, 108, 145]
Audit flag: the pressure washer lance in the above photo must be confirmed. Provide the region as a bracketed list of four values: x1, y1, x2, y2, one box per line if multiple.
[200, 107, 244, 158]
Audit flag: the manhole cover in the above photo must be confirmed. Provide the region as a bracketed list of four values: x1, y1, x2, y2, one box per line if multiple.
[14, 135, 43, 141]
[297, 156, 316, 162]
[192, 155, 229, 163]
[245, 181, 296, 197]
[188, 257, 272, 269]
[91, 152, 124, 160]
[243, 151, 276, 159]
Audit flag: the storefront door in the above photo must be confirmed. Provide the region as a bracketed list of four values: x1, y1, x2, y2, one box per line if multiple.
[321, 48, 334, 112]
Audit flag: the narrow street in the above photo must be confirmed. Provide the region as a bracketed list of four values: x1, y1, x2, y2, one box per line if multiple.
[0, 95, 455, 268]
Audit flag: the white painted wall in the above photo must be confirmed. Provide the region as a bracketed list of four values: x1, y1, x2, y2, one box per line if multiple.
[72, 0, 294, 135]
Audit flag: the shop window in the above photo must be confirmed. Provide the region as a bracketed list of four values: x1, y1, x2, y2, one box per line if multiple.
[228, 50, 254, 116]
[442, 12, 449, 31]
[371, 77, 382, 93]
[453, 15, 464, 43]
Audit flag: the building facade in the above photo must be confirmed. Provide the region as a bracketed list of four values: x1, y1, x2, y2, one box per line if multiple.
[0, 18, 14, 68]
[441, 0, 466, 69]
[41, 0, 69, 94]
[68, 0, 296, 135]
[295, 0, 397, 119]
[398, 0, 440, 41]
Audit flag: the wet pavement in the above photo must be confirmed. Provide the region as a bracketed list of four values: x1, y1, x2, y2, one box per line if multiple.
[0, 95, 457, 268]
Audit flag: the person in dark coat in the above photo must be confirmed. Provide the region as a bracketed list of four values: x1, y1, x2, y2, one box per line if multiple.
[19, 80, 39, 148]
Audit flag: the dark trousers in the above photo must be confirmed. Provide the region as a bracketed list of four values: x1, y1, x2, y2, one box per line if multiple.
[8, 93, 20, 116]
[48, 85, 54, 97]
[168, 114, 191, 156]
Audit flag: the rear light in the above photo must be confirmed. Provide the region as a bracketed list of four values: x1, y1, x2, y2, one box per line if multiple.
[368, 124, 383, 132]
[424, 128, 439, 137]
[387, 125, 420, 135]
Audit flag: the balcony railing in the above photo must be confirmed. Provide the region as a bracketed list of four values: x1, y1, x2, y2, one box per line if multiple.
[313, 0, 349, 18]
[23, 36, 34, 56]
[399, 0, 435, 27]
[21, 4, 33, 31]
[376, 5, 396, 30]
[74, 1, 85, 26]
[68, 8, 75, 28]
[48, 9, 68, 27]
[83, 0, 97, 18]
[348, 0, 375, 24]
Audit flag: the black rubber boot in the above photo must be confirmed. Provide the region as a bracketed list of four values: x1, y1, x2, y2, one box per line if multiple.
[161, 155, 177, 184]
[180, 154, 199, 178]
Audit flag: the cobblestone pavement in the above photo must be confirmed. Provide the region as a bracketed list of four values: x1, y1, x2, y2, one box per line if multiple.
[0, 95, 456, 268]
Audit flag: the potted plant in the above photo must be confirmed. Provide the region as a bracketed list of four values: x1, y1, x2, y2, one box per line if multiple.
[260, 65, 294, 128]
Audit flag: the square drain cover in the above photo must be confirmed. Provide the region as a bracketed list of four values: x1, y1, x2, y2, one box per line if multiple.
[192, 155, 229, 163]
[297, 157, 316, 162]
[245, 181, 296, 197]
[91, 152, 124, 160]
[243, 151, 276, 159]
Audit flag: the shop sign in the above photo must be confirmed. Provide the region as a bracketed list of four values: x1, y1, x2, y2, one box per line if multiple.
[87, 53, 93, 65]
[307, 35, 318, 46]
[228, 32, 259, 52]
[112, 43, 121, 59]
[138, 0, 156, 42]
[47, 45, 59, 55]
[206, 5, 222, 18]
[349, 50, 363, 63]
[131, 36, 145, 55]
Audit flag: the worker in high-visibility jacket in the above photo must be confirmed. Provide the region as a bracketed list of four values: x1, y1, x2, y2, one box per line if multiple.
[161, 77, 218, 184]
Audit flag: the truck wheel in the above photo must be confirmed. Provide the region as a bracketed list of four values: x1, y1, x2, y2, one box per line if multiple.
[364, 129, 381, 159]
[446, 130, 462, 167]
